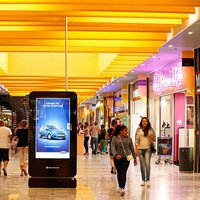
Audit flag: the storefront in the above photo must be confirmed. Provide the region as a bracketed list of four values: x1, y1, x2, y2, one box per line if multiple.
[114, 88, 128, 127]
[95, 99, 104, 126]
[149, 57, 194, 164]
[130, 81, 147, 139]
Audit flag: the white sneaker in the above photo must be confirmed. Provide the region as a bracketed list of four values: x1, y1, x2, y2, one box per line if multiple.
[120, 188, 125, 196]
[140, 181, 145, 186]
[117, 188, 121, 193]
[146, 181, 150, 187]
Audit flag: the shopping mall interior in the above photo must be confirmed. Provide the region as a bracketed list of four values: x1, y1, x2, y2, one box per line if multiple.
[1, 1, 200, 199]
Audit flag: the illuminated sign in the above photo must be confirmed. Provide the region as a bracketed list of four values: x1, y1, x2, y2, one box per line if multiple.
[153, 62, 183, 93]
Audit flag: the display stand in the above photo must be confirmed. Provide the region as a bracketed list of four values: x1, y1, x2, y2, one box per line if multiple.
[28, 92, 77, 188]
[77, 134, 84, 155]
[155, 137, 173, 164]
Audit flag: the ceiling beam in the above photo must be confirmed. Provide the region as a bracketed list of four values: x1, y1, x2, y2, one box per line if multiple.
[0, 4, 195, 14]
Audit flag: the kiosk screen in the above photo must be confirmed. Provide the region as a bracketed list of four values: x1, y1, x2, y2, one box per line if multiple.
[36, 98, 70, 159]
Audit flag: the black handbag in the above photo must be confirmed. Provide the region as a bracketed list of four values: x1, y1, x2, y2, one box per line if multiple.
[150, 142, 156, 154]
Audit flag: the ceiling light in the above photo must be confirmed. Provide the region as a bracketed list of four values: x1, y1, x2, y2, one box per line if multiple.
[168, 45, 173, 48]
[188, 32, 193, 35]
[152, 56, 156, 59]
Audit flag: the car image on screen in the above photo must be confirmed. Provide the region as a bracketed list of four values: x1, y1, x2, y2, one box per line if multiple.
[39, 125, 66, 140]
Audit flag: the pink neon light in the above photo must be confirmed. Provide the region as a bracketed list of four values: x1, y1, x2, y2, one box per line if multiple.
[153, 62, 183, 93]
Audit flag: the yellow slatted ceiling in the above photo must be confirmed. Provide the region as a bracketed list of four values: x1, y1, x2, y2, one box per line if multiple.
[0, 0, 197, 103]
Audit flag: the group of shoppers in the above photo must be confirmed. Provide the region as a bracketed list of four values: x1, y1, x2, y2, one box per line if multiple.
[108, 117, 156, 196]
[0, 119, 28, 177]
[1, 116, 155, 198]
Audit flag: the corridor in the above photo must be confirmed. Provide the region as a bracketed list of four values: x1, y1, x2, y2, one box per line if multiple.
[0, 153, 200, 200]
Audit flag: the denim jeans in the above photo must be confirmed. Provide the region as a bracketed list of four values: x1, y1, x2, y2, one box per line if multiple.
[91, 138, 98, 154]
[138, 148, 151, 181]
[84, 137, 89, 153]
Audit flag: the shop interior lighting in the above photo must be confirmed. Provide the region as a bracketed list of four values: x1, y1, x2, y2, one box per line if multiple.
[188, 31, 193, 35]
[168, 45, 173, 48]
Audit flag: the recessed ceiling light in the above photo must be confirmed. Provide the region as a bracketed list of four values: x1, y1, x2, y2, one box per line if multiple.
[188, 32, 193, 35]
[168, 45, 173, 48]
[152, 56, 156, 59]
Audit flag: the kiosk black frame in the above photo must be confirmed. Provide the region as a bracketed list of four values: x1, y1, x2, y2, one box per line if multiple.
[28, 91, 77, 188]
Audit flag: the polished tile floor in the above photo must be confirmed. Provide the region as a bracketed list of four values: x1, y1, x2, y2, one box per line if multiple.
[1, 152, 200, 200]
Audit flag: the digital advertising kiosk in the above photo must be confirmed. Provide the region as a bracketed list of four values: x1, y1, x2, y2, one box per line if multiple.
[28, 91, 77, 188]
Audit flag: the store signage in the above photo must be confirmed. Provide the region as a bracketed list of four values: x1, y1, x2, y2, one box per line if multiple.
[153, 62, 183, 93]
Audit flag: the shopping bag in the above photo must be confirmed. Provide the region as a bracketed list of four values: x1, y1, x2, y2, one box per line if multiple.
[126, 154, 133, 161]
[150, 142, 156, 154]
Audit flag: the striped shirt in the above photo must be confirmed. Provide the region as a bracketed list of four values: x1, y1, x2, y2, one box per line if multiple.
[111, 135, 136, 159]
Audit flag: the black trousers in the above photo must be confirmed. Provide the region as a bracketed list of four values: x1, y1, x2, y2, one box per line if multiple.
[84, 137, 89, 153]
[114, 157, 130, 189]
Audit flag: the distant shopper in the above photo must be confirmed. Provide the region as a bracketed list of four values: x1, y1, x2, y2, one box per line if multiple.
[106, 119, 117, 174]
[83, 122, 90, 155]
[89, 122, 100, 155]
[135, 117, 156, 187]
[99, 124, 107, 154]
[14, 122, 21, 136]
[16, 119, 29, 176]
[0, 120, 12, 176]
[111, 125, 137, 196]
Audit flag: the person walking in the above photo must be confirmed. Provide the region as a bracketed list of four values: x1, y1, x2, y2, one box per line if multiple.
[99, 124, 107, 154]
[83, 122, 90, 155]
[89, 122, 100, 155]
[111, 125, 137, 196]
[16, 119, 29, 176]
[135, 117, 156, 187]
[106, 119, 117, 174]
[0, 120, 12, 176]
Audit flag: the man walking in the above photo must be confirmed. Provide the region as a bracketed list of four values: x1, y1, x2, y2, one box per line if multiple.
[90, 122, 100, 155]
[0, 120, 12, 176]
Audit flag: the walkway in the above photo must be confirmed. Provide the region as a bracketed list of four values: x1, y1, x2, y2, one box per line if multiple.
[0, 153, 200, 200]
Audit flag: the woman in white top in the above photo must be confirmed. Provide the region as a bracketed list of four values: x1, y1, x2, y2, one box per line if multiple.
[135, 117, 156, 187]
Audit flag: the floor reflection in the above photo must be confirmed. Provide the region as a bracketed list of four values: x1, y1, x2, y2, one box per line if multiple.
[1, 153, 200, 199]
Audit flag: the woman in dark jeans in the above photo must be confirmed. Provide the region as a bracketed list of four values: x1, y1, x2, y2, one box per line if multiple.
[111, 125, 137, 196]
[83, 122, 90, 155]
[16, 119, 29, 176]
[106, 119, 117, 174]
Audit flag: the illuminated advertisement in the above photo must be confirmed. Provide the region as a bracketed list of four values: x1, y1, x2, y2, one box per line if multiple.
[36, 98, 70, 159]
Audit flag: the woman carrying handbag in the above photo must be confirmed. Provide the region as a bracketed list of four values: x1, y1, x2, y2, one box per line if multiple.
[135, 117, 156, 187]
[111, 125, 137, 196]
